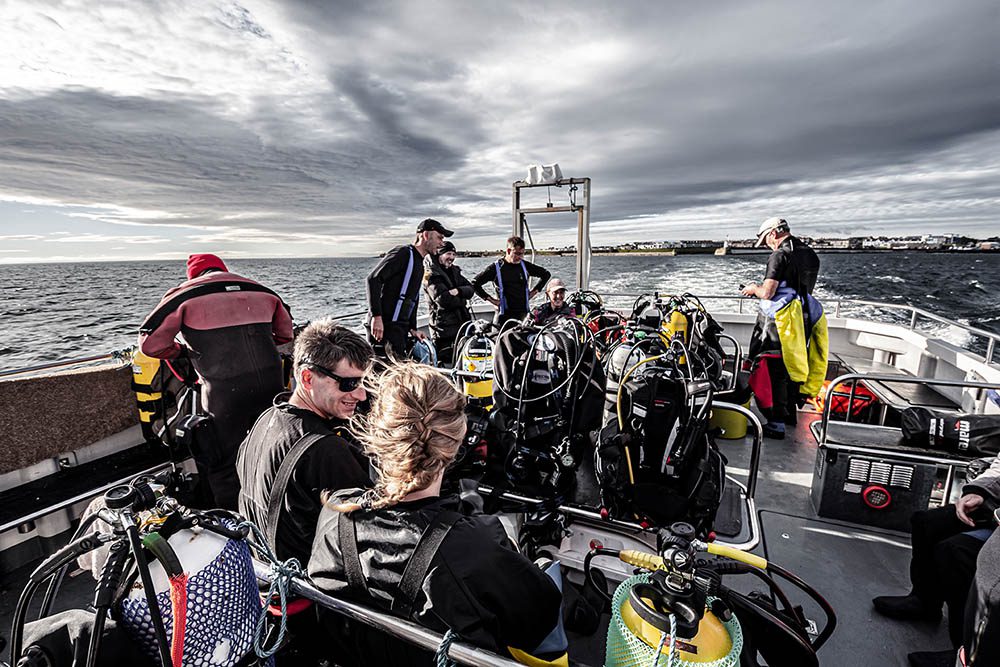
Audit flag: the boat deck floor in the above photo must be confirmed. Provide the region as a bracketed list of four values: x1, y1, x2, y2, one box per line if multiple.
[1, 409, 954, 666]
[719, 409, 951, 666]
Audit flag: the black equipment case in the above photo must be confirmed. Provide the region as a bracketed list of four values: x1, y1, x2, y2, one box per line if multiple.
[809, 422, 977, 532]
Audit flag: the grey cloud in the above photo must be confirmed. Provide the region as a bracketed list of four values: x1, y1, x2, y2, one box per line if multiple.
[1, 0, 999, 258]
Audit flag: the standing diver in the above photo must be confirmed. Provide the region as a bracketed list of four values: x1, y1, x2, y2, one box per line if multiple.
[138, 253, 293, 509]
[471, 235, 551, 326]
[423, 240, 475, 367]
[366, 218, 449, 360]
[741, 217, 828, 439]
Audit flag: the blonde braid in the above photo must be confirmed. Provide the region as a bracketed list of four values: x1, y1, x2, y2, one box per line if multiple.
[334, 362, 466, 513]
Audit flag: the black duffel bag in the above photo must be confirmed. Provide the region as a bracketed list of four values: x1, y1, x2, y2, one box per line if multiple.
[901, 407, 1000, 457]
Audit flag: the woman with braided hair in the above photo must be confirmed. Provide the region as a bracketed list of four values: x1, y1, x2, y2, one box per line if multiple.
[308, 363, 564, 666]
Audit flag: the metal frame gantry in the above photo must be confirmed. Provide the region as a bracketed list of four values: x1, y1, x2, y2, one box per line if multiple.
[511, 177, 592, 291]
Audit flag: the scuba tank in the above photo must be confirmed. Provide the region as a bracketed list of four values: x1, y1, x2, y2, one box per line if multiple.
[603, 523, 744, 667]
[460, 331, 494, 405]
[663, 308, 690, 346]
[119, 522, 262, 667]
[131, 349, 163, 443]
[613, 580, 737, 665]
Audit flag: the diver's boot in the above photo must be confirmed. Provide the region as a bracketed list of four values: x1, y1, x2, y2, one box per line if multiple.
[872, 593, 942, 622]
[906, 650, 955, 667]
[762, 422, 785, 439]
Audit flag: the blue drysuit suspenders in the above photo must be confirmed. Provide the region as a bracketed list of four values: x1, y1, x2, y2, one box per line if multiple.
[494, 259, 530, 314]
[391, 247, 417, 322]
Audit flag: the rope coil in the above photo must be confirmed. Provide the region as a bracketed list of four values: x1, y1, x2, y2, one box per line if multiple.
[239, 520, 305, 659]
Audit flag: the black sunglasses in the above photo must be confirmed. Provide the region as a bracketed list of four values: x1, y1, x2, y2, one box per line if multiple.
[307, 364, 365, 392]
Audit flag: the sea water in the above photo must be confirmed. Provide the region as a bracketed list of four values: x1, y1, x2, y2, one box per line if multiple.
[1, 252, 998, 371]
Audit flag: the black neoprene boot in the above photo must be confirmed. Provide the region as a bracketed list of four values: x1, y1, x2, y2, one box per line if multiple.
[907, 650, 956, 667]
[872, 593, 942, 622]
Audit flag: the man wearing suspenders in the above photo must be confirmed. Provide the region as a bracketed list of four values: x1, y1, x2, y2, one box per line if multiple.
[366, 218, 451, 360]
[236, 319, 374, 564]
[472, 235, 551, 326]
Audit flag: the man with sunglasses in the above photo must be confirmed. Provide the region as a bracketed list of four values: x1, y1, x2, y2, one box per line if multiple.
[237, 319, 373, 565]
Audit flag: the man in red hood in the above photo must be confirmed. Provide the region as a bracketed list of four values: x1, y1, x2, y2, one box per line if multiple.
[138, 253, 293, 509]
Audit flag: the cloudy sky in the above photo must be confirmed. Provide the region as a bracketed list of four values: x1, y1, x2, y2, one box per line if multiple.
[1, 1, 998, 263]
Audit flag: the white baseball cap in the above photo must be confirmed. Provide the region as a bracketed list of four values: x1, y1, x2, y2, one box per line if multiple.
[546, 278, 567, 294]
[755, 217, 788, 247]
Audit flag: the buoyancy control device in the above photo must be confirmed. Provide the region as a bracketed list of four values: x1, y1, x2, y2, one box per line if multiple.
[489, 317, 606, 497]
[596, 340, 726, 533]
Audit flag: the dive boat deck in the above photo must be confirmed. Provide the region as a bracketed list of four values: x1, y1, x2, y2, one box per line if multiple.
[2, 290, 998, 666]
[0, 405, 951, 666]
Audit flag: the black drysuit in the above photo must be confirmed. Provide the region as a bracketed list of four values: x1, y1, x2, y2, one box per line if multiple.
[471, 258, 550, 325]
[308, 491, 562, 665]
[235, 394, 371, 564]
[366, 245, 423, 359]
[423, 255, 474, 366]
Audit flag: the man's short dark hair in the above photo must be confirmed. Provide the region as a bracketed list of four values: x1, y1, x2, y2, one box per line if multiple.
[294, 318, 373, 374]
[507, 236, 526, 250]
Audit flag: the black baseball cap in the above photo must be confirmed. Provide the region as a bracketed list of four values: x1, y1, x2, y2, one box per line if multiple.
[416, 218, 453, 237]
[439, 240, 457, 254]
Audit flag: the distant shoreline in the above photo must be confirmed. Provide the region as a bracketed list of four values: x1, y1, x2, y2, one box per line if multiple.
[458, 248, 999, 258]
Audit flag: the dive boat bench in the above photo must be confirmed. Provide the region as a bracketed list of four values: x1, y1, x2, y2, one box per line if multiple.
[809, 373, 1000, 532]
[827, 352, 962, 425]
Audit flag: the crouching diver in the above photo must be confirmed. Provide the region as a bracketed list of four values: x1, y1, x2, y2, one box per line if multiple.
[308, 363, 567, 666]
[741, 217, 827, 439]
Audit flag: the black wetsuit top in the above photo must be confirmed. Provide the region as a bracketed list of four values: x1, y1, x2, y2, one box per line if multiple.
[236, 395, 371, 563]
[471, 259, 550, 316]
[366, 245, 423, 329]
[764, 235, 820, 296]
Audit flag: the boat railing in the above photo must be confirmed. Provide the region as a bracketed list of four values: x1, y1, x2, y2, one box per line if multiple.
[589, 293, 999, 366]
[819, 373, 1000, 444]
[6, 294, 996, 381]
[0, 347, 133, 379]
[253, 562, 523, 667]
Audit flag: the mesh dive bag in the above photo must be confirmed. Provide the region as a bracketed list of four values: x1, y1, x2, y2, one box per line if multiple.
[605, 574, 743, 667]
[119, 526, 265, 666]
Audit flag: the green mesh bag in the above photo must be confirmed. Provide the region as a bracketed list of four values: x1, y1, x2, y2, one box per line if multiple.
[605, 574, 743, 667]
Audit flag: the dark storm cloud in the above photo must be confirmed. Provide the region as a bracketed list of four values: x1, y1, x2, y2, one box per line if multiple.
[1, 0, 998, 261]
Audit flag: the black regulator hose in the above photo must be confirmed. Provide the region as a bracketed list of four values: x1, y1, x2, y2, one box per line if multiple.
[9, 577, 41, 663]
[584, 547, 621, 607]
[766, 560, 837, 650]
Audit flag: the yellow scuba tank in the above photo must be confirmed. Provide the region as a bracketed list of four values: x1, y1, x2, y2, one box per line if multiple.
[606, 574, 743, 667]
[461, 336, 494, 406]
[131, 348, 163, 442]
[661, 308, 690, 364]
[618, 593, 732, 663]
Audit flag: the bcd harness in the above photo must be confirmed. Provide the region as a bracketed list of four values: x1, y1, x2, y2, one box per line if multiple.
[495, 259, 530, 315]
[391, 246, 420, 323]
[240, 420, 344, 552]
[139, 279, 291, 334]
[338, 506, 462, 618]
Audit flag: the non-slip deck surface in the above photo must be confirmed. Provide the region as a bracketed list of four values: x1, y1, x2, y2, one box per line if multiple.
[761, 510, 951, 666]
